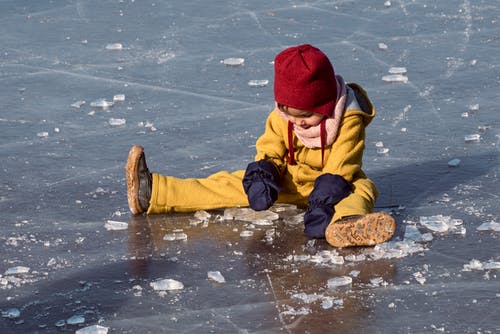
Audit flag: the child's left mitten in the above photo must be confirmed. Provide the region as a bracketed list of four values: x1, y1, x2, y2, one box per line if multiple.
[304, 174, 352, 238]
[242, 160, 281, 211]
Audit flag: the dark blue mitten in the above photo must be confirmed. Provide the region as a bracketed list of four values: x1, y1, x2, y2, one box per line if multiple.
[304, 174, 352, 238]
[242, 160, 281, 211]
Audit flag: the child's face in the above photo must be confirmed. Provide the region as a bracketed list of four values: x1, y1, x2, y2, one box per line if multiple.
[278, 105, 325, 129]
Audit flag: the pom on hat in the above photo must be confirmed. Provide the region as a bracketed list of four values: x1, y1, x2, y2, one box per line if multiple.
[274, 44, 337, 117]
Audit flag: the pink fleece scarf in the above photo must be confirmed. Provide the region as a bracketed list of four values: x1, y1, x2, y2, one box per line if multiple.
[278, 75, 347, 153]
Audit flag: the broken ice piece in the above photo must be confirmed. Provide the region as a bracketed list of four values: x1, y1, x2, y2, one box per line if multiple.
[222, 57, 244, 66]
[388, 67, 407, 74]
[5, 266, 30, 275]
[377, 147, 389, 154]
[90, 98, 114, 108]
[1, 308, 20, 318]
[109, 118, 126, 126]
[384, 1, 392, 7]
[207, 271, 226, 283]
[223, 207, 279, 222]
[37, 132, 49, 138]
[71, 100, 86, 108]
[419, 215, 451, 233]
[327, 276, 352, 289]
[104, 220, 128, 231]
[248, 79, 269, 87]
[464, 134, 480, 143]
[378, 43, 388, 50]
[150, 278, 184, 291]
[382, 74, 408, 83]
[240, 230, 254, 238]
[468, 104, 479, 111]
[106, 43, 123, 50]
[447, 158, 461, 167]
[413, 271, 426, 285]
[370, 277, 385, 286]
[113, 94, 125, 102]
[76, 325, 109, 334]
[194, 210, 211, 220]
[163, 233, 188, 241]
[476, 221, 500, 232]
[66, 315, 85, 325]
[375, 141, 384, 148]
[463, 259, 485, 271]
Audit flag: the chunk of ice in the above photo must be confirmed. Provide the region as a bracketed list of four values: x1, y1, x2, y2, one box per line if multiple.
[222, 57, 244, 66]
[207, 271, 226, 283]
[378, 42, 388, 50]
[76, 325, 109, 334]
[468, 104, 480, 111]
[37, 131, 49, 138]
[71, 100, 86, 108]
[248, 79, 269, 87]
[104, 220, 128, 231]
[447, 158, 461, 167]
[464, 134, 480, 143]
[163, 233, 187, 241]
[66, 315, 85, 325]
[223, 207, 279, 222]
[477, 221, 500, 232]
[150, 278, 184, 291]
[327, 276, 352, 289]
[419, 215, 452, 233]
[388, 67, 407, 74]
[377, 147, 390, 154]
[90, 98, 114, 108]
[194, 210, 211, 220]
[109, 118, 126, 126]
[1, 308, 20, 318]
[113, 94, 125, 102]
[240, 230, 254, 237]
[5, 266, 30, 275]
[382, 74, 408, 83]
[105, 43, 123, 50]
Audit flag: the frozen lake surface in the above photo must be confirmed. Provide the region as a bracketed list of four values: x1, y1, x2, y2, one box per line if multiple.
[1, 0, 499, 333]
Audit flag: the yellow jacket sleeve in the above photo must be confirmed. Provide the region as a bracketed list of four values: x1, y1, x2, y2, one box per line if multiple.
[254, 110, 288, 175]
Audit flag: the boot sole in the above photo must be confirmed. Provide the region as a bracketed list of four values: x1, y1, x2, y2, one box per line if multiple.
[126, 145, 145, 214]
[325, 212, 396, 248]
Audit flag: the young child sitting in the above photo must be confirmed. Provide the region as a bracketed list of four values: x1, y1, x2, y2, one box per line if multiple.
[126, 44, 396, 248]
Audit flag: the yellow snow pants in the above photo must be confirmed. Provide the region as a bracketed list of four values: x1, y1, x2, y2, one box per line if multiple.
[146, 170, 377, 223]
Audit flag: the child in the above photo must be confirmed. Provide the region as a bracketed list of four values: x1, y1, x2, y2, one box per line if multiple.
[126, 44, 396, 248]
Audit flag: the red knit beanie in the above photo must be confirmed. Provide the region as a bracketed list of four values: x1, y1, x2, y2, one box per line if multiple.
[274, 44, 337, 117]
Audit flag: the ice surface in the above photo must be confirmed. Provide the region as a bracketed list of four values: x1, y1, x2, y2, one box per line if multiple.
[1, 0, 499, 333]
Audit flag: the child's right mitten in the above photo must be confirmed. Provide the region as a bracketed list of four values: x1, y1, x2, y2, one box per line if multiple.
[304, 174, 352, 238]
[242, 159, 281, 211]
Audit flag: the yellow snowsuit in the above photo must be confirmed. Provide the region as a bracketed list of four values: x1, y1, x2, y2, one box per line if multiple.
[147, 83, 377, 222]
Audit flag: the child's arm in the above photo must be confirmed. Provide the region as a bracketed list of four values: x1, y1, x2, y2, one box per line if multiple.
[242, 110, 287, 211]
[322, 112, 367, 182]
[254, 110, 288, 175]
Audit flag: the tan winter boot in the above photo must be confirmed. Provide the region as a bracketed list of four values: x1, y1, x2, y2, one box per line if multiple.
[126, 145, 152, 214]
[325, 212, 396, 248]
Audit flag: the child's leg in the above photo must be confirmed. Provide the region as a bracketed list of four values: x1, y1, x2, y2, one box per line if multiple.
[326, 177, 396, 247]
[147, 170, 250, 213]
[331, 177, 378, 222]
